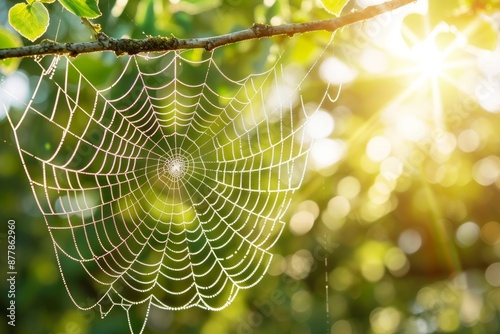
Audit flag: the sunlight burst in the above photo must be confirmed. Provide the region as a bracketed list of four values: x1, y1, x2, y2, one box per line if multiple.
[409, 23, 461, 79]
[413, 38, 445, 77]
[377, 20, 476, 145]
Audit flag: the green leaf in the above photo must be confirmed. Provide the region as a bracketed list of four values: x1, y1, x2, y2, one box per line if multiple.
[320, 0, 349, 16]
[136, 0, 157, 35]
[401, 13, 427, 49]
[448, 14, 498, 51]
[58, 0, 101, 18]
[8, 2, 49, 42]
[40, 0, 57, 3]
[0, 27, 23, 75]
[434, 31, 458, 51]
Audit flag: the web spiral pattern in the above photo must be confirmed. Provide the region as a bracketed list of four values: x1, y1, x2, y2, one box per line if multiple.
[6, 50, 324, 331]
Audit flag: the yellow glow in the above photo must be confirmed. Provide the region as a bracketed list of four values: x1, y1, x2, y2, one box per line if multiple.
[291, 290, 312, 313]
[366, 135, 392, 162]
[370, 307, 402, 333]
[398, 229, 422, 254]
[330, 267, 355, 291]
[456, 221, 480, 248]
[384, 247, 410, 277]
[481, 221, 500, 245]
[327, 195, 351, 219]
[289, 211, 315, 235]
[485, 263, 500, 286]
[337, 176, 361, 199]
[372, 21, 472, 162]
[310, 138, 345, 169]
[305, 110, 335, 140]
[407, 23, 460, 79]
[413, 39, 446, 77]
[438, 309, 461, 332]
[287, 250, 314, 280]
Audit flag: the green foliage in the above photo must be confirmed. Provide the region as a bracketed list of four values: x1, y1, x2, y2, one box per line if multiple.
[426, 0, 499, 50]
[7, 0, 100, 41]
[319, 0, 350, 16]
[403, 11, 498, 51]
[135, 0, 157, 36]
[448, 13, 498, 50]
[57, 0, 101, 18]
[0, 27, 22, 74]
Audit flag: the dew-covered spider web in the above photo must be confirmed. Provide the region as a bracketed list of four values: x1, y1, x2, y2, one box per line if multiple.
[5, 40, 335, 333]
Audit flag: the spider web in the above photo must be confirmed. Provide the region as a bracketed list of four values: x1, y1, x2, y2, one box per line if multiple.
[5, 43, 333, 333]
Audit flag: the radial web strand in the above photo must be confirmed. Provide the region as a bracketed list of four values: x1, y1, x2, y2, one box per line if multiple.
[6, 45, 334, 333]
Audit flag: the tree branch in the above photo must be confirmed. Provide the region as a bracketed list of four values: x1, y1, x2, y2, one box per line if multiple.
[0, 0, 415, 60]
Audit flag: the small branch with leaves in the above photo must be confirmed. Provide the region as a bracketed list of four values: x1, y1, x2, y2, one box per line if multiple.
[0, 0, 415, 60]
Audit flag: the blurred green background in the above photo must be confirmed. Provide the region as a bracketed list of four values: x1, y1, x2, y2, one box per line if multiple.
[2, 0, 500, 333]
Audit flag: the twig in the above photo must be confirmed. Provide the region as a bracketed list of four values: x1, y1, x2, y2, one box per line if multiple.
[0, 0, 415, 60]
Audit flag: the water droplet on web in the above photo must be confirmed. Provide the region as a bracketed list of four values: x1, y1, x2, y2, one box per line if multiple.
[7, 33, 338, 332]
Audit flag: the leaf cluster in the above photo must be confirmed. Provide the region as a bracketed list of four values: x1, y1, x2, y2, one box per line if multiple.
[402, 0, 499, 51]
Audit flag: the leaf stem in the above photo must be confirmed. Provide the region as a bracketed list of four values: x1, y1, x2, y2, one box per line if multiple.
[80, 18, 100, 40]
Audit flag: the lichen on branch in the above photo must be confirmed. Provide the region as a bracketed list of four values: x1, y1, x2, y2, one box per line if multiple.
[0, 0, 415, 60]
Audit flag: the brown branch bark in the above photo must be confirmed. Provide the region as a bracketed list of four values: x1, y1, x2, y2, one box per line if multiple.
[0, 0, 415, 60]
